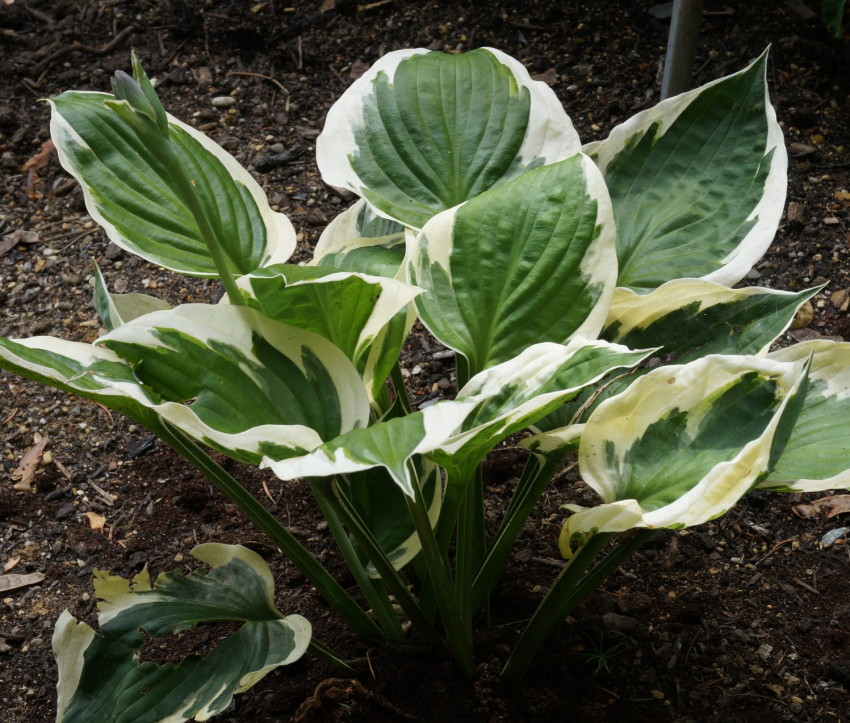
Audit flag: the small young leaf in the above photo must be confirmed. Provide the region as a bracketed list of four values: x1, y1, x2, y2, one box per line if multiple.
[235, 264, 419, 369]
[312, 198, 408, 277]
[53, 543, 311, 723]
[91, 261, 170, 332]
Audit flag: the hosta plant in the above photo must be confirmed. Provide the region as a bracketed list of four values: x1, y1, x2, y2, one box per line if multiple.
[3, 46, 850, 718]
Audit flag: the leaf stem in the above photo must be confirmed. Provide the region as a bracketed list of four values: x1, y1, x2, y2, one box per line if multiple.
[310, 479, 407, 643]
[404, 460, 475, 678]
[149, 419, 381, 641]
[158, 149, 245, 305]
[319, 477, 447, 649]
[455, 467, 485, 636]
[500, 531, 612, 687]
[471, 453, 566, 608]
[390, 361, 413, 416]
[307, 639, 358, 677]
[500, 529, 654, 686]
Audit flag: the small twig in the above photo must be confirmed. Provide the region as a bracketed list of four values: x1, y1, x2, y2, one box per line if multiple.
[87, 478, 116, 507]
[358, 0, 395, 10]
[551, 460, 578, 484]
[794, 577, 819, 595]
[24, 4, 56, 27]
[227, 70, 290, 95]
[754, 536, 798, 566]
[34, 25, 138, 75]
[528, 555, 566, 569]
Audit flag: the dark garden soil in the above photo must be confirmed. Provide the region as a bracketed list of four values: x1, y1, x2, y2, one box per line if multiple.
[2, 1, 850, 721]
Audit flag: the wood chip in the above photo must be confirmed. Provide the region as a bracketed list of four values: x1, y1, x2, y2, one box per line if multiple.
[786, 201, 806, 224]
[793, 494, 850, 519]
[3, 556, 20, 573]
[84, 511, 107, 532]
[785, 0, 816, 20]
[0, 572, 44, 593]
[830, 288, 850, 312]
[11, 433, 49, 491]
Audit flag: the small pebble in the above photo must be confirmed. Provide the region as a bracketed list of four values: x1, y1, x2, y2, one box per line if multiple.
[212, 96, 236, 108]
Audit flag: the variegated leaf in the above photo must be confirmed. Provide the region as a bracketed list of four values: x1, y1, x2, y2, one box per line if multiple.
[533, 279, 818, 437]
[50, 91, 294, 276]
[265, 400, 478, 498]
[762, 340, 850, 492]
[312, 198, 408, 277]
[561, 354, 808, 546]
[234, 264, 419, 368]
[603, 280, 819, 360]
[429, 339, 650, 482]
[54, 544, 310, 723]
[408, 154, 617, 376]
[584, 50, 786, 291]
[96, 305, 370, 464]
[317, 48, 579, 229]
[91, 262, 170, 332]
[0, 305, 371, 466]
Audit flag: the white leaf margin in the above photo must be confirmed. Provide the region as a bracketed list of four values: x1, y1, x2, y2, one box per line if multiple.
[583, 50, 787, 287]
[605, 279, 812, 352]
[762, 339, 850, 492]
[316, 47, 581, 220]
[562, 354, 808, 542]
[49, 94, 296, 273]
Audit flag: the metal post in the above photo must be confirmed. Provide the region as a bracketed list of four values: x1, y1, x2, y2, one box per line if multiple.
[660, 0, 704, 99]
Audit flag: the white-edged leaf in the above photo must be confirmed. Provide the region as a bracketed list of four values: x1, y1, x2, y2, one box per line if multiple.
[50, 91, 294, 276]
[762, 340, 850, 492]
[0, 305, 371, 466]
[408, 154, 617, 375]
[312, 198, 408, 277]
[584, 49, 786, 291]
[0, 334, 163, 423]
[96, 304, 371, 464]
[91, 261, 171, 332]
[603, 280, 820, 360]
[520, 423, 584, 458]
[561, 354, 808, 544]
[264, 400, 477, 497]
[54, 543, 310, 723]
[235, 263, 420, 368]
[429, 339, 650, 481]
[317, 47, 579, 229]
[308, 201, 417, 407]
[533, 280, 818, 435]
